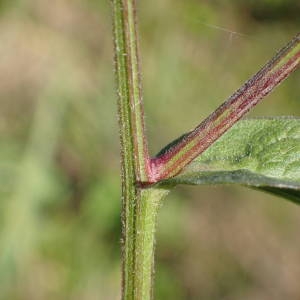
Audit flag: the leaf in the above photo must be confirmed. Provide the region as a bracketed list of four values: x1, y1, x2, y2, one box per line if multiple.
[162, 118, 300, 204]
[150, 33, 300, 182]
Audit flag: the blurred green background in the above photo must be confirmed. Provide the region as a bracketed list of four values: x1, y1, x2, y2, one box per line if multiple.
[0, 0, 299, 299]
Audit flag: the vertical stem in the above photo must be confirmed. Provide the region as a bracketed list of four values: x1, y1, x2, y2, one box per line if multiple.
[111, 0, 168, 299]
[134, 188, 169, 300]
[125, 0, 151, 182]
[112, 0, 150, 183]
[112, 1, 137, 296]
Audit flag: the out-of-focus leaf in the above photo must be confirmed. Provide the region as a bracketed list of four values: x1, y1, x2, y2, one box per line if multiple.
[163, 118, 300, 204]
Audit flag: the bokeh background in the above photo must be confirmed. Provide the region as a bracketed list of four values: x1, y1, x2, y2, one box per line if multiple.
[0, 0, 299, 299]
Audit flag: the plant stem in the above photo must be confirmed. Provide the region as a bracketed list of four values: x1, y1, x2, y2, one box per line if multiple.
[112, 0, 168, 299]
[134, 188, 169, 300]
[112, 0, 150, 183]
[151, 33, 300, 182]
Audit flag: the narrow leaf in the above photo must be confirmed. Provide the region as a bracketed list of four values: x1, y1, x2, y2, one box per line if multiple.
[162, 118, 300, 204]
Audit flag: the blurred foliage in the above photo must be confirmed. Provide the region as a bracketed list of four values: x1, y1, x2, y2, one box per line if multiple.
[240, 0, 300, 22]
[0, 0, 299, 299]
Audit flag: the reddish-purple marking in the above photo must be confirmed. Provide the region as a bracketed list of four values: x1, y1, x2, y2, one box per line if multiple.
[147, 35, 300, 183]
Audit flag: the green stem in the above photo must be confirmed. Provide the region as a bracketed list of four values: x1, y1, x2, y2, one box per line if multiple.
[134, 188, 169, 300]
[112, 0, 150, 183]
[111, 0, 169, 299]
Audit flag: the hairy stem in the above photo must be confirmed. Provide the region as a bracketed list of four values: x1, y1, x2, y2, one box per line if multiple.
[112, 0, 150, 183]
[151, 33, 300, 182]
[112, 0, 168, 299]
[134, 188, 169, 300]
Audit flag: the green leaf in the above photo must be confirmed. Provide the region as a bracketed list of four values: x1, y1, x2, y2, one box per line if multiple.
[163, 118, 300, 204]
